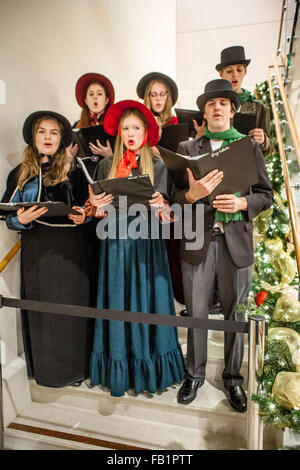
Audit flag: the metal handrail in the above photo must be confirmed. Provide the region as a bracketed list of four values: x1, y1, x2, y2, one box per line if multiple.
[267, 64, 300, 276]
[277, 0, 287, 55]
[272, 53, 300, 166]
[0, 240, 21, 274]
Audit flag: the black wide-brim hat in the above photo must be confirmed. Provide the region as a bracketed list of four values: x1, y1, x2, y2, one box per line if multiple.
[75, 72, 115, 108]
[136, 72, 178, 105]
[104, 100, 159, 146]
[215, 46, 251, 71]
[23, 111, 73, 148]
[196, 79, 240, 112]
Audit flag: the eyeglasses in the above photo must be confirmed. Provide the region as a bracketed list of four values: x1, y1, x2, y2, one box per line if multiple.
[149, 92, 168, 99]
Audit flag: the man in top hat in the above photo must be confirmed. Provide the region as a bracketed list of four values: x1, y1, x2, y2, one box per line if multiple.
[173, 79, 273, 411]
[216, 46, 273, 157]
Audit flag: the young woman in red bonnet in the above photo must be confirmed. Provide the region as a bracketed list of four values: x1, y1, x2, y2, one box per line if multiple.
[71, 72, 115, 174]
[87, 100, 184, 397]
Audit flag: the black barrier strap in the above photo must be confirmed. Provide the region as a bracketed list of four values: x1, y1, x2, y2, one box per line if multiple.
[0, 295, 251, 334]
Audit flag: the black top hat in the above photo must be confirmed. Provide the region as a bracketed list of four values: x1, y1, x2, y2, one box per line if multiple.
[215, 46, 251, 71]
[23, 111, 73, 148]
[196, 79, 240, 112]
[136, 72, 178, 105]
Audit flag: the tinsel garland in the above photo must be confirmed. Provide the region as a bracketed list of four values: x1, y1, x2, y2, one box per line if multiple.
[250, 334, 300, 436]
[251, 394, 300, 435]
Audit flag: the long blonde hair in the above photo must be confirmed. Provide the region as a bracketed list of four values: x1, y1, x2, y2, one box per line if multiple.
[18, 116, 73, 190]
[143, 80, 173, 127]
[108, 108, 154, 183]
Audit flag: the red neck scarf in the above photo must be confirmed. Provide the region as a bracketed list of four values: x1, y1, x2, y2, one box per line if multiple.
[116, 128, 149, 178]
[90, 113, 99, 126]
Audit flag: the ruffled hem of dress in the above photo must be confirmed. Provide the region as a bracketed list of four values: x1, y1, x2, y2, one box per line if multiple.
[89, 345, 184, 397]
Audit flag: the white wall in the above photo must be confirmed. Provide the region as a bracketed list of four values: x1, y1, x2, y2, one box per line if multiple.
[0, 0, 176, 425]
[176, 0, 283, 109]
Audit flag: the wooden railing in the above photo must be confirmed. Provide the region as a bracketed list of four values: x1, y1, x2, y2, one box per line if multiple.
[0, 240, 21, 273]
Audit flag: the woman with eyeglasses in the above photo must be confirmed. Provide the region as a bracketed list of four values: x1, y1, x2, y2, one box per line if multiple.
[137, 72, 178, 128]
[136, 72, 186, 314]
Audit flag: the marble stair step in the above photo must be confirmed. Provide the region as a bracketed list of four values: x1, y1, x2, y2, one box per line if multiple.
[4, 398, 248, 451]
[28, 378, 277, 448]
[5, 377, 277, 450]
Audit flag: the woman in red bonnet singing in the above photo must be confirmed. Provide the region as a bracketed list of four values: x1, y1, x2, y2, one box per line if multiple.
[87, 100, 184, 397]
[71, 72, 115, 174]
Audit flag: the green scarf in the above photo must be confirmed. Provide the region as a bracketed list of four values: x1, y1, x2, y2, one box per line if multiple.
[239, 88, 260, 104]
[203, 126, 246, 223]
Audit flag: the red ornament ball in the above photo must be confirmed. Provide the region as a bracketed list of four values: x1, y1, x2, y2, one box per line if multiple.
[255, 291, 268, 307]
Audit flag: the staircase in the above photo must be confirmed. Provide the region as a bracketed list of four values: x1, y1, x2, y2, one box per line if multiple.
[3, 309, 279, 450]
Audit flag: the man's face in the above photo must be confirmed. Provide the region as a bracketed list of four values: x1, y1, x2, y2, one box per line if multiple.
[219, 64, 247, 93]
[203, 97, 234, 132]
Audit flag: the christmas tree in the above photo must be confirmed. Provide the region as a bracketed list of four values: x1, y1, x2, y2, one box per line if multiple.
[240, 80, 300, 437]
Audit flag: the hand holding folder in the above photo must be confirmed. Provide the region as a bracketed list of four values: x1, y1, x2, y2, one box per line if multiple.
[77, 157, 155, 211]
[233, 113, 256, 135]
[174, 108, 204, 137]
[157, 136, 259, 203]
[73, 125, 115, 157]
[0, 201, 82, 217]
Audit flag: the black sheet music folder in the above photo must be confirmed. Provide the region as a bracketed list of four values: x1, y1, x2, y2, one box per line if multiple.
[73, 125, 115, 157]
[0, 201, 81, 217]
[157, 136, 259, 203]
[175, 108, 204, 137]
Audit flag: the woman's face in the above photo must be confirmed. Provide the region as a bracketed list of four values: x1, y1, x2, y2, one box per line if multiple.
[84, 83, 109, 115]
[149, 81, 168, 114]
[35, 119, 62, 155]
[121, 114, 146, 153]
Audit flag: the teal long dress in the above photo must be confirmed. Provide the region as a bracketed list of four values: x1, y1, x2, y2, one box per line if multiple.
[89, 156, 184, 397]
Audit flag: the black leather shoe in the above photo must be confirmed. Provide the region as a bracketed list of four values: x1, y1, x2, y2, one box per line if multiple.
[179, 309, 188, 317]
[177, 378, 204, 405]
[224, 384, 247, 413]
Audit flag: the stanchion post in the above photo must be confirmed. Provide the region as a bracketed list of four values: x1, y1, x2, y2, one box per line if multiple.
[247, 315, 266, 450]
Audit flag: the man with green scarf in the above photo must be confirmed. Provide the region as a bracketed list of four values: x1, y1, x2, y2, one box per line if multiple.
[217, 45, 273, 157]
[173, 79, 273, 412]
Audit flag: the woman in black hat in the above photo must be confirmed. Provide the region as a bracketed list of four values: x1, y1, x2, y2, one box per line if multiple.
[137, 72, 178, 128]
[216, 46, 273, 157]
[137, 72, 186, 311]
[5, 111, 94, 388]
